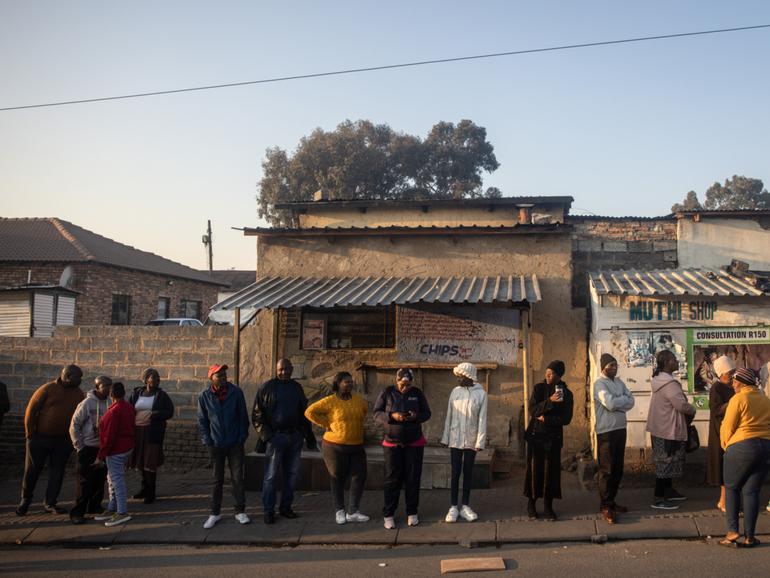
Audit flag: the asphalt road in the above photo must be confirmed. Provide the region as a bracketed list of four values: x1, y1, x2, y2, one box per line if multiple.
[1, 539, 768, 577]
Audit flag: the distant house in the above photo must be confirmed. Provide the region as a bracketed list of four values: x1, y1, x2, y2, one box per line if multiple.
[0, 285, 78, 337]
[207, 269, 256, 324]
[0, 218, 226, 326]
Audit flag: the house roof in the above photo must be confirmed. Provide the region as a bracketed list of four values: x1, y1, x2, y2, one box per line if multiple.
[275, 196, 574, 211]
[0, 218, 225, 285]
[588, 268, 768, 297]
[242, 223, 571, 237]
[675, 209, 770, 219]
[209, 269, 257, 291]
[212, 274, 542, 311]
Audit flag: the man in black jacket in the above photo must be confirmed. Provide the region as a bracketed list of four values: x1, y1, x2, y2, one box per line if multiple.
[252, 358, 317, 524]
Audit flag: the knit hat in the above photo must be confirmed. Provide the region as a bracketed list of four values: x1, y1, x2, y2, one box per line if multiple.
[546, 360, 566, 377]
[453, 362, 478, 382]
[396, 368, 414, 382]
[208, 364, 228, 379]
[600, 354, 617, 370]
[734, 367, 758, 387]
[713, 355, 736, 378]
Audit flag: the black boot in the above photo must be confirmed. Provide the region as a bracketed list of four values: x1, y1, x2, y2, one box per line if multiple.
[143, 471, 157, 504]
[527, 498, 538, 520]
[133, 476, 147, 500]
[543, 498, 557, 521]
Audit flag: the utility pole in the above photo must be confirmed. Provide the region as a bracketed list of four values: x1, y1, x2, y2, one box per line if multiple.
[202, 220, 213, 271]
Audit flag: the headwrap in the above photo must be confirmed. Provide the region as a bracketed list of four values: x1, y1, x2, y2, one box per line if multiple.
[396, 368, 414, 381]
[546, 360, 566, 378]
[142, 368, 160, 382]
[453, 362, 478, 382]
[734, 367, 758, 387]
[713, 355, 736, 378]
[600, 354, 617, 370]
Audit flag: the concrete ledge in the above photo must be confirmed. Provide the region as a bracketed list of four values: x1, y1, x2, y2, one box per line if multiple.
[497, 519, 596, 543]
[395, 521, 497, 545]
[204, 519, 305, 546]
[597, 515, 699, 540]
[116, 521, 210, 545]
[300, 521, 397, 545]
[23, 522, 123, 546]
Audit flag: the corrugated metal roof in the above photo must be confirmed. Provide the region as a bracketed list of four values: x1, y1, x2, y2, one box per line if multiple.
[212, 275, 541, 310]
[589, 268, 767, 297]
[242, 224, 569, 236]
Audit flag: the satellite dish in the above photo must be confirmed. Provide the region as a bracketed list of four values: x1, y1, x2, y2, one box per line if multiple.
[59, 265, 74, 288]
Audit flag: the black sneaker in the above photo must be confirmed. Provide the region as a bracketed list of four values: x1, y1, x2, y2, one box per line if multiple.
[44, 503, 67, 515]
[70, 515, 86, 525]
[279, 508, 298, 519]
[543, 509, 558, 522]
[264, 511, 275, 524]
[651, 500, 679, 510]
[15, 500, 31, 517]
[665, 489, 687, 502]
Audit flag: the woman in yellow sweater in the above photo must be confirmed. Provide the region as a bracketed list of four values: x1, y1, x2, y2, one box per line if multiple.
[719, 367, 770, 548]
[305, 371, 369, 525]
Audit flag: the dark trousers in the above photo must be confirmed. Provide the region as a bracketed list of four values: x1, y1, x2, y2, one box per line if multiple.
[262, 431, 303, 513]
[70, 446, 107, 518]
[450, 448, 477, 506]
[21, 433, 73, 506]
[723, 438, 770, 539]
[210, 443, 246, 516]
[321, 441, 367, 512]
[597, 428, 626, 509]
[523, 440, 562, 500]
[383, 444, 424, 517]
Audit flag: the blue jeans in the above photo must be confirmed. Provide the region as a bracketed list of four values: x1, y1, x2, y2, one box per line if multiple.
[106, 450, 132, 515]
[723, 438, 770, 538]
[262, 431, 303, 513]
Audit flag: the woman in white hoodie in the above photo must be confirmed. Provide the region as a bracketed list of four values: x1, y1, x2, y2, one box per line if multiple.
[442, 363, 487, 523]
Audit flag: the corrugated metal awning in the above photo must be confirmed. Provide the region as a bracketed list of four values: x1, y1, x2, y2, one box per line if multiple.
[212, 275, 541, 311]
[589, 268, 767, 297]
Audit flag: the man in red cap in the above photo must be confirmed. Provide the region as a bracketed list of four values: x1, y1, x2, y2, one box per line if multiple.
[197, 364, 250, 530]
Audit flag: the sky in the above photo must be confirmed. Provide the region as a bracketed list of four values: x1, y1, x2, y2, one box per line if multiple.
[1, 1, 769, 271]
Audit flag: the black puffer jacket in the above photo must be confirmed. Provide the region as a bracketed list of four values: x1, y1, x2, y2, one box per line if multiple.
[373, 385, 431, 445]
[128, 386, 174, 445]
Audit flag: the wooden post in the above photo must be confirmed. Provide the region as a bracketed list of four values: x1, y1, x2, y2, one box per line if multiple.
[522, 307, 531, 427]
[233, 307, 241, 385]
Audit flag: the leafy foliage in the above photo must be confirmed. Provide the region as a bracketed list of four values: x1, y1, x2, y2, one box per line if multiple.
[671, 175, 769, 213]
[257, 119, 500, 226]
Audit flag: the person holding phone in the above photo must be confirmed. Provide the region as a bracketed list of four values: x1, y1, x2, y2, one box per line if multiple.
[373, 368, 431, 529]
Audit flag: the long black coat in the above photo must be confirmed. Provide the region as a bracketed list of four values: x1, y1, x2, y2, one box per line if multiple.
[706, 381, 734, 486]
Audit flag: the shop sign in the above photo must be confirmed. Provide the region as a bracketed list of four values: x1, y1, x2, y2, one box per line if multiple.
[628, 300, 717, 322]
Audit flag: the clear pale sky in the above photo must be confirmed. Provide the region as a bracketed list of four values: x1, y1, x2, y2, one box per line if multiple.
[2, 1, 769, 270]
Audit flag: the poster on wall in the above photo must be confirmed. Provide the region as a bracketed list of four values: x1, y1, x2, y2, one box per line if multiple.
[301, 317, 326, 350]
[396, 306, 520, 365]
[688, 327, 770, 398]
[625, 330, 687, 376]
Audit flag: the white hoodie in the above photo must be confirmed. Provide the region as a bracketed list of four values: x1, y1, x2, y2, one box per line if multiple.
[441, 383, 488, 450]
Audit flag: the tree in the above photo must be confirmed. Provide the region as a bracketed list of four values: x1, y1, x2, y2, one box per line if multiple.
[257, 119, 500, 226]
[671, 175, 769, 213]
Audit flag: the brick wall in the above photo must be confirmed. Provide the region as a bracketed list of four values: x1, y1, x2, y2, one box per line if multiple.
[568, 217, 678, 307]
[0, 262, 221, 326]
[0, 325, 239, 468]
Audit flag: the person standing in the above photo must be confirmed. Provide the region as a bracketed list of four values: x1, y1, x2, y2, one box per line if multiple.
[68, 375, 112, 524]
[94, 382, 135, 527]
[523, 360, 574, 521]
[128, 368, 174, 504]
[252, 358, 317, 524]
[442, 362, 487, 523]
[17, 364, 85, 516]
[707, 355, 736, 512]
[645, 350, 696, 510]
[593, 354, 635, 524]
[305, 371, 370, 525]
[197, 364, 251, 529]
[0, 379, 9, 431]
[373, 368, 432, 529]
[719, 368, 770, 548]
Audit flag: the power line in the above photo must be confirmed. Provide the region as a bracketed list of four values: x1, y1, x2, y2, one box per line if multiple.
[2, 23, 768, 112]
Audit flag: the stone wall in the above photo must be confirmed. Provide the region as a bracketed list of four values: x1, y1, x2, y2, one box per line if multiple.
[0, 262, 221, 325]
[569, 217, 678, 307]
[0, 325, 270, 468]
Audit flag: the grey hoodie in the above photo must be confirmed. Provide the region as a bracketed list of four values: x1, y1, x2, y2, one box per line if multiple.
[593, 374, 635, 434]
[69, 390, 111, 450]
[645, 372, 696, 441]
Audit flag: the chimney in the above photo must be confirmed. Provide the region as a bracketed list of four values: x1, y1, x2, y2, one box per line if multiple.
[313, 189, 329, 202]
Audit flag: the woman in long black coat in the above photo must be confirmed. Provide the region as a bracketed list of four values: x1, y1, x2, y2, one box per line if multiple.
[707, 355, 736, 511]
[523, 360, 574, 521]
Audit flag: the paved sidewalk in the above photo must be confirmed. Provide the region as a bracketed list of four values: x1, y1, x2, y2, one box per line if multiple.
[2, 468, 769, 547]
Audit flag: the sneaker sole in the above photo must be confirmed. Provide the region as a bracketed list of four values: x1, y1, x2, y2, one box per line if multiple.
[651, 505, 679, 510]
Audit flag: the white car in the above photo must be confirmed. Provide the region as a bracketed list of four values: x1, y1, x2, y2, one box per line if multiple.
[146, 318, 204, 326]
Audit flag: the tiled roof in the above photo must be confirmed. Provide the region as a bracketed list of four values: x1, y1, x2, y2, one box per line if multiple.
[212, 275, 541, 311]
[209, 270, 257, 291]
[242, 223, 570, 236]
[0, 218, 224, 285]
[589, 268, 767, 297]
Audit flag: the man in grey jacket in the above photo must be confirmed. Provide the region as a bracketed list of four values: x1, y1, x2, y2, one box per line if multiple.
[68, 376, 112, 524]
[593, 354, 635, 524]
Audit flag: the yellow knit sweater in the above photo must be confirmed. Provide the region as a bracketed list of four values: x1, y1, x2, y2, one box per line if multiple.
[305, 393, 368, 445]
[721, 387, 770, 450]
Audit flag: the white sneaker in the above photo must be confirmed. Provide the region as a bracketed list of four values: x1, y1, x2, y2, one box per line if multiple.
[445, 506, 459, 523]
[203, 514, 221, 529]
[459, 505, 478, 522]
[335, 509, 347, 525]
[235, 513, 251, 525]
[407, 514, 419, 527]
[346, 511, 369, 523]
[94, 510, 115, 522]
[104, 513, 131, 527]
[767, 502, 770, 513]
[384, 516, 396, 530]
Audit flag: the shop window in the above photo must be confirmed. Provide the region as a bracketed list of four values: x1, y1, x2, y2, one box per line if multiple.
[301, 307, 395, 350]
[111, 294, 131, 325]
[180, 299, 201, 320]
[157, 297, 170, 319]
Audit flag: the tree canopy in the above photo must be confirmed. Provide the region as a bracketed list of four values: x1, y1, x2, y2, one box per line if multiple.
[257, 119, 500, 226]
[671, 175, 769, 213]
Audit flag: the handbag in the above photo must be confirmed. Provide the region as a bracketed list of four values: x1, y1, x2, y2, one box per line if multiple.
[685, 425, 700, 453]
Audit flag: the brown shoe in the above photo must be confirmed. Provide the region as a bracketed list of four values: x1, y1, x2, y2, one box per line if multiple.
[601, 508, 616, 525]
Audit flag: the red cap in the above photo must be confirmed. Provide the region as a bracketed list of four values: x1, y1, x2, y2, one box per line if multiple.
[208, 364, 228, 379]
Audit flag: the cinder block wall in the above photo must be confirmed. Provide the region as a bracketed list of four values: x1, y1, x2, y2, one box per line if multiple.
[0, 325, 245, 468]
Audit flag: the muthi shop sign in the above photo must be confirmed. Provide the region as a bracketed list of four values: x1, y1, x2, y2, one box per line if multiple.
[396, 306, 520, 364]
